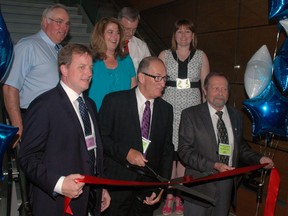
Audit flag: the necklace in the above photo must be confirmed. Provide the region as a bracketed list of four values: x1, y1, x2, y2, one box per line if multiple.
[176, 50, 191, 63]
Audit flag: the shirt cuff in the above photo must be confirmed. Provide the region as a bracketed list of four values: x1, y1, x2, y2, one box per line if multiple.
[54, 176, 65, 195]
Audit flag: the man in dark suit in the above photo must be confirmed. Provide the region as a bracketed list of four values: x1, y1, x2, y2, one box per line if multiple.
[18, 44, 110, 216]
[178, 72, 274, 216]
[99, 56, 174, 216]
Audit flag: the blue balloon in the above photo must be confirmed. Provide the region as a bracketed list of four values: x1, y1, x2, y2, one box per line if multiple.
[269, 0, 288, 20]
[0, 11, 13, 82]
[274, 38, 288, 94]
[243, 82, 288, 137]
[0, 124, 18, 180]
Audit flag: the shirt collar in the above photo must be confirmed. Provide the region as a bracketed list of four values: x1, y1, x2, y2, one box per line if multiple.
[207, 103, 228, 118]
[39, 29, 58, 47]
[135, 87, 154, 106]
[60, 80, 83, 102]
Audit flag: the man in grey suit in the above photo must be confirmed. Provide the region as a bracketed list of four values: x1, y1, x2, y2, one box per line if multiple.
[18, 44, 110, 216]
[178, 72, 273, 216]
[99, 56, 174, 216]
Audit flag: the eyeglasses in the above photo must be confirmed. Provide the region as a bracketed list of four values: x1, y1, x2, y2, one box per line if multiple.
[142, 72, 169, 82]
[48, 18, 70, 27]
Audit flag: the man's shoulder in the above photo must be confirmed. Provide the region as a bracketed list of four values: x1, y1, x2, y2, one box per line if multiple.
[131, 36, 148, 46]
[226, 104, 242, 116]
[182, 103, 206, 115]
[27, 86, 60, 111]
[155, 97, 173, 114]
[104, 89, 134, 102]
[16, 32, 44, 48]
[33, 85, 60, 101]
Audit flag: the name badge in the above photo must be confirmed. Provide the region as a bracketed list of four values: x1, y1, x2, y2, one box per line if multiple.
[142, 137, 151, 155]
[176, 78, 190, 89]
[218, 143, 231, 156]
[85, 134, 96, 151]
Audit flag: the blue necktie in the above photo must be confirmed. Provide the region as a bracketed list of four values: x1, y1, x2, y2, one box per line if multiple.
[77, 97, 92, 136]
[55, 44, 60, 53]
[77, 97, 95, 173]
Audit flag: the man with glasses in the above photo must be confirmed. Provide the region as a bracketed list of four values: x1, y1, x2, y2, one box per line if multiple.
[118, 7, 151, 71]
[2, 4, 70, 215]
[99, 56, 174, 216]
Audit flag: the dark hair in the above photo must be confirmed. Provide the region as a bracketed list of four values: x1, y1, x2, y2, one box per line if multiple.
[171, 19, 197, 51]
[118, 7, 140, 21]
[204, 72, 229, 90]
[90, 17, 126, 60]
[58, 43, 92, 69]
[137, 56, 164, 74]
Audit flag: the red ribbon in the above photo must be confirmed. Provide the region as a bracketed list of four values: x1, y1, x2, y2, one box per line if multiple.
[64, 163, 279, 215]
[264, 167, 280, 216]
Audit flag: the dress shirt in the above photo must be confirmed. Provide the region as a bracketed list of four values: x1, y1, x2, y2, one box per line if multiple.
[208, 103, 234, 166]
[54, 81, 96, 194]
[4, 30, 60, 108]
[128, 36, 151, 71]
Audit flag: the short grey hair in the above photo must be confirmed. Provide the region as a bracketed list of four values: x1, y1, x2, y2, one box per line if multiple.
[42, 3, 69, 19]
[118, 7, 140, 22]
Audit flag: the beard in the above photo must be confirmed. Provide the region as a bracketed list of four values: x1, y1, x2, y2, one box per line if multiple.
[212, 96, 227, 108]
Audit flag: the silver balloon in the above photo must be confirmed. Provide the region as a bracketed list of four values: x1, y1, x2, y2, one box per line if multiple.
[244, 45, 273, 98]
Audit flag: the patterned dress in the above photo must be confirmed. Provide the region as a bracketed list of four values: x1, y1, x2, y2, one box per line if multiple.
[162, 49, 203, 150]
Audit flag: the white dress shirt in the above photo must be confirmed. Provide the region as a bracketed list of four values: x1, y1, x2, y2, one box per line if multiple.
[128, 36, 151, 71]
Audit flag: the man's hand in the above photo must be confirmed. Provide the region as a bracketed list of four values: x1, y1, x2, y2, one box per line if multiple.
[62, 174, 85, 198]
[101, 189, 111, 212]
[126, 148, 148, 167]
[143, 189, 164, 205]
[214, 162, 235, 172]
[3, 84, 23, 149]
[260, 156, 274, 169]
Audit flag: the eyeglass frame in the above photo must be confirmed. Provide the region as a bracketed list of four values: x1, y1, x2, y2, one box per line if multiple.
[141, 72, 169, 82]
[48, 17, 70, 27]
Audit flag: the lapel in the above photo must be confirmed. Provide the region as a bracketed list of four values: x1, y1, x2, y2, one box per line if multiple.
[201, 103, 218, 144]
[56, 84, 86, 138]
[129, 89, 142, 143]
[226, 106, 239, 162]
[149, 98, 160, 140]
[84, 96, 98, 132]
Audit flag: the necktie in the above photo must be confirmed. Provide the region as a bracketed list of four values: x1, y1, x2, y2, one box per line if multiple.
[55, 44, 60, 53]
[124, 39, 129, 53]
[77, 97, 92, 136]
[141, 101, 151, 139]
[216, 111, 229, 164]
[77, 97, 95, 173]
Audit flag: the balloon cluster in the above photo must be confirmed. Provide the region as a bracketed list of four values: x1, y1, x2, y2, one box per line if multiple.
[0, 10, 13, 82]
[243, 0, 288, 138]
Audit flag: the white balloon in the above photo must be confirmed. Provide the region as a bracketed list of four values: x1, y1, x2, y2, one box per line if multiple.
[244, 45, 273, 98]
[280, 18, 288, 35]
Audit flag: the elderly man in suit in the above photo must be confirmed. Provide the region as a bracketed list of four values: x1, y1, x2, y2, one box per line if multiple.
[18, 44, 110, 216]
[99, 56, 174, 216]
[178, 72, 274, 216]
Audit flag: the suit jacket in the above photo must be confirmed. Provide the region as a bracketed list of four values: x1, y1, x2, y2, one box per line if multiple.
[99, 88, 174, 185]
[178, 102, 261, 206]
[18, 83, 104, 216]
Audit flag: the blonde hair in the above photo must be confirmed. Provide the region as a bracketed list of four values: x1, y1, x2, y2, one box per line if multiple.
[90, 17, 127, 60]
